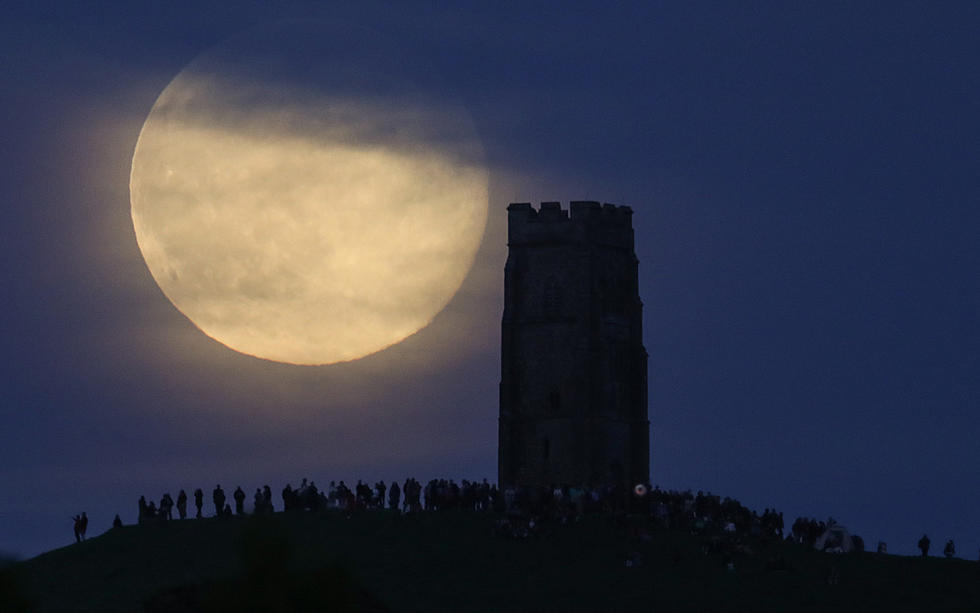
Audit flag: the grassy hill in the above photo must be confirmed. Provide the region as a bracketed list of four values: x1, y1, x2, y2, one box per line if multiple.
[4, 509, 979, 612]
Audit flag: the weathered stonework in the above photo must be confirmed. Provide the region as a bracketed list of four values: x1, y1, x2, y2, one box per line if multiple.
[499, 201, 649, 489]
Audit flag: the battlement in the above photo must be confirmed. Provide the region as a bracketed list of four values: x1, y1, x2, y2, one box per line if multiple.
[507, 201, 635, 249]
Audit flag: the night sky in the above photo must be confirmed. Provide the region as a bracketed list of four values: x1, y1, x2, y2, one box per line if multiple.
[2, 2, 978, 560]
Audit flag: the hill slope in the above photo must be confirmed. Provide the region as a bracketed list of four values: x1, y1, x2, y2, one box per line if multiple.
[5, 510, 979, 612]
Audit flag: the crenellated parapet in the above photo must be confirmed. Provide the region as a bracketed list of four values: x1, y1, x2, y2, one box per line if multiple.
[507, 201, 634, 250]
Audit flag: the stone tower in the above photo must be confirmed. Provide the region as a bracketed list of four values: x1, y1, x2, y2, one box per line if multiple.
[499, 201, 649, 489]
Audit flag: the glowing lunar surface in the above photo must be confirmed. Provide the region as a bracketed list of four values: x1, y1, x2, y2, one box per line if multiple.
[130, 23, 488, 365]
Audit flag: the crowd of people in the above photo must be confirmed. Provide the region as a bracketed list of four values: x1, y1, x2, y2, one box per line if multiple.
[792, 517, 832, 547]
[643, 488, 785, 540]
[112, 478, 973, 561]
[128, 479, 791, 543]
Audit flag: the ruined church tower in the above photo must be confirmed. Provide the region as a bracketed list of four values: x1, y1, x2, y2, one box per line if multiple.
[499, 201, 649, 489]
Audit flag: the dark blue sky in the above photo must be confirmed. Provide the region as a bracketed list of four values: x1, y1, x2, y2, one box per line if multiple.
[2, 1, 978, 559]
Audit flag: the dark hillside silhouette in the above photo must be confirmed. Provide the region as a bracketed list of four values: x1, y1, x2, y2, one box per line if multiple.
[7, 486, 980, 612]
[143, 518, 385, 612]
[0, 556, 32, 613]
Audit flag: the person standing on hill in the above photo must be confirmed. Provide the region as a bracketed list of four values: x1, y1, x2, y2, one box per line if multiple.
[176, 490, 188, 519]
[306, 482, 320, 512]
[388, 481, 402, 511]
[194, 488, 204, 518]
[918, 534, 930, 557]
[233, 486, 246, 515]
[944, 540, 955, 559]
[72, 514, 82, 543]
[160, 493, 174, 520]
[213, 485, 226, 517]
[79, 512, 88, 540]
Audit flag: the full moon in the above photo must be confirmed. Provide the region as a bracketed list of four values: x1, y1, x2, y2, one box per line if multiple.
[130, 23, 488, 365]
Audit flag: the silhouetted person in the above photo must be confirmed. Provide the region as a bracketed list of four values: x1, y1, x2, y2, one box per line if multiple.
[112, 514, 123, 529]
[375, 481, 386, 509]
[138, 495, 148, 524]
[233, 486, 246, 515]
[72, 515, 82, 543]
[388, 481, 401, 511]
[254, 488, 263, 514]
[160, 493, 174, 520]
[918, 534, 930, 557]
[263, 485, 273, 512]
[356, 481, 370, 510]
[79, 512, 88, 540]
[944, 540, 955, 559]
[337, 481, 353, 512]
[213, 485, 226, 517]
[306, 481, 320, 511]
[177, 490, 188, 519]
[194, 488, 204, 518]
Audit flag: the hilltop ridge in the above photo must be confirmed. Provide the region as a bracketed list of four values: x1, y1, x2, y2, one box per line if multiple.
[4, 508, 979, 612]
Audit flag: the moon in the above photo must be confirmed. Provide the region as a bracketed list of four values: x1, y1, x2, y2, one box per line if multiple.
[130, 23, 488, 365]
